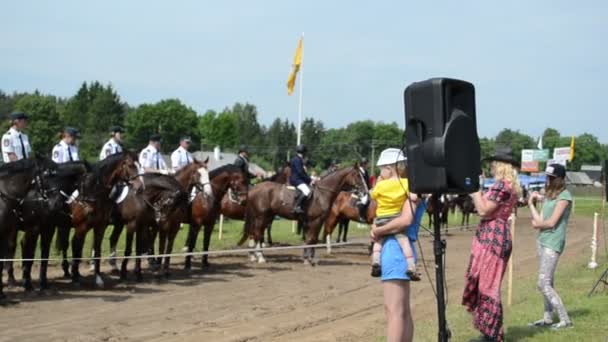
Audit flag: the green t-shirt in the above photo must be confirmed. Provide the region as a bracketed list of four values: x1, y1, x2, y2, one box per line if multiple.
[538, 190, 572, 253]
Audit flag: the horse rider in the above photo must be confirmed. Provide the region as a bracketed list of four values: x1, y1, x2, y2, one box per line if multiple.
[139, 134, 170, 174]
[289, 144, 313, 214]
[356, 157, 371, 222]
[2, 111, 32, 163]
[320, 159, 339, 178]
[171, 136, 193, 172]
[52, 127, 81, 163]
[99, 125, 124, 160]
[234, 145, 261, 183]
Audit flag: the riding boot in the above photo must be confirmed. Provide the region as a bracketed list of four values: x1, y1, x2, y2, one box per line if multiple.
[357, 202, 367, 223]
[293, 192, 306, 214]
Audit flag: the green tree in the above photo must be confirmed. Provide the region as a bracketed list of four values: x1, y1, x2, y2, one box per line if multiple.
[125, 99, 200, 153]
[14, 92, 63, 156]
[61, 82, 127, 160]
[495, 129, 535, 162]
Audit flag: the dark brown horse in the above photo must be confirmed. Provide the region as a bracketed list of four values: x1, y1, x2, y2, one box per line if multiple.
[452, 194, 476, 229]
[11, 161, 90, 291]
[425, 194, 450, 233]
[56, 152, 140, 286]
[0, 156, 57, 300]
[239, 165, 367, 264]
[321, 192, 377, 252]
[184, 164, 249, 270]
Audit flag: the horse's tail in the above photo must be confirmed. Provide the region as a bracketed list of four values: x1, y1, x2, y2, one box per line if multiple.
[55, 225, 70, 253]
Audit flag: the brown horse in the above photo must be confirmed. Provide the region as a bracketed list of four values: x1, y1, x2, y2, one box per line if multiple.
[321, 191, 377, 252]
[218, 164, 292, 245]
[184, 164, 249, 270]
[451, 194, 476, 229]
[239, 165, 367, 264]
[425, 194, 450, 233]
[111, 173, 189, 281]
[57, 152, 140, 287]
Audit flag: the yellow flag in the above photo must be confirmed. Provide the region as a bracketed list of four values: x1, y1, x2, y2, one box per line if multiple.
[569, 135, 575, 161]
[287, 37, 303, 95]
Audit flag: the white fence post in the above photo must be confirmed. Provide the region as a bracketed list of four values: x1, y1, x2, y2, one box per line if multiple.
[218, 214, 224, 240]
[588, 212, 599, 269]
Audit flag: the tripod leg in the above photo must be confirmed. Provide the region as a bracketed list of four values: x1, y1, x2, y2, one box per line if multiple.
[588, 268, 608, 297]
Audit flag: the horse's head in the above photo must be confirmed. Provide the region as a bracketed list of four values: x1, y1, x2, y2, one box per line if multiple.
[342, 163, 368, 195]
[209, 165, 248, 206]
[104, 151, 139, 188]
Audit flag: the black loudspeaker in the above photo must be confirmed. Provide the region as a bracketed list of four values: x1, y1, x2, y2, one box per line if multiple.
[404, 78, 481, 193]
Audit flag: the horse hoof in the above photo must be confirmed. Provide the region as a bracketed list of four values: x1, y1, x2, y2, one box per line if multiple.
[95, 275, 105, 288]
[62, 272, 71, 279]
[249, 255, 257, 263]
[257, 258, 266, 264]
[164, 272, 171, 279]
[202, 261, 210, 269]
[7, 279, 17, 288]
[23, 283, 34, 292]
[136, 274, 144, 283]
[303, 259, 311, 266]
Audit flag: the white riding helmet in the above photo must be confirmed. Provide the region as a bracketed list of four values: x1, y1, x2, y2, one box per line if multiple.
[376, 148, 407, 166]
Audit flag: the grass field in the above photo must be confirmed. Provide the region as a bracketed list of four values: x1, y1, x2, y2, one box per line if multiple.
[413, 256, 608, 342]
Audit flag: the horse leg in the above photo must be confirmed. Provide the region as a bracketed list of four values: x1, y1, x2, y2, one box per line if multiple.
[57, 226, 71, 278]
[266, 222, 273, 247]
[108, 220, 123, 272]
[39, 225, 55, 291]
[70, 228, 87, 285]
[184, 224, 200, 271]
[201, 223, 214, 268]
[164, 228, 179, 278]
[255, 216, 274, 264]
[120, 228, 134, 281]
[21, 228, 39, 291]
[156, 229, 167, 279]
[93, 226, 105, 288]
[134, 227, 144, 283]
[343, 220, 350, 243]
[6, 230, 18, 288]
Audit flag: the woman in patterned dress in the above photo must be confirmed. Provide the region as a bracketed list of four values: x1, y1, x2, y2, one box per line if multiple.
[462, 148, 521, 342]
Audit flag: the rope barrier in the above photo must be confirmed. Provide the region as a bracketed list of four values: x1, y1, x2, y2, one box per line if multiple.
[0, 241, 365, 263]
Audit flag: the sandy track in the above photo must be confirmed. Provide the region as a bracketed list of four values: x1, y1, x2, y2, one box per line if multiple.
[0, 213, 599, 342]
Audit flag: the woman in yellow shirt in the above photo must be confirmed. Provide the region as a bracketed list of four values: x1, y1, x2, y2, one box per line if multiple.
[370, 148, 419, 280]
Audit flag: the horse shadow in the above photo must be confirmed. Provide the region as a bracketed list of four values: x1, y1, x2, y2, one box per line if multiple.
[504, 308, 591, 340]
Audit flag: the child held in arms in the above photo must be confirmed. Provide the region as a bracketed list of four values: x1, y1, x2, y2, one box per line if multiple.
[370, 148, 420, 281]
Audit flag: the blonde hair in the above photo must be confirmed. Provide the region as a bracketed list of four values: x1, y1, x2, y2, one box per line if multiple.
[494, 161, 522, 196]
[384, 161, 407, 178]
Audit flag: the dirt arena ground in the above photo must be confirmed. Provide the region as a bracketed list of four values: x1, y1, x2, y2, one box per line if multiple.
[0, 212, 601, 342]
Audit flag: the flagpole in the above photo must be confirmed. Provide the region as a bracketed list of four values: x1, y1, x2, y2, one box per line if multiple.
[296, 33, 304, 146]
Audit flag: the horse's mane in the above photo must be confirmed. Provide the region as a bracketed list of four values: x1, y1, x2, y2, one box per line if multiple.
[210, 164, 243, 179]
[174, 161, 203, 177]
[143, 173, 182, 189]
[0, 158, 37, 176]
[55, 161, 92, 178]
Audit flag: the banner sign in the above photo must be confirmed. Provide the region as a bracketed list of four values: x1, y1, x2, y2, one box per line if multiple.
[533, 149, 550, 162]
[521, 161, 539, 172]
[522, 149, 550, 162]
[521, 150, 534, 163]
[553, 147, 571, 161]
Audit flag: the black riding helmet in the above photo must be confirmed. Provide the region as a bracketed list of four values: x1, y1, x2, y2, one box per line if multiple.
[296, 144, 307, 154]
[239, 144, 249, 154]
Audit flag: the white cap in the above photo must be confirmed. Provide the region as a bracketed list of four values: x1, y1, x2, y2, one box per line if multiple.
[376, 148, 407, 166]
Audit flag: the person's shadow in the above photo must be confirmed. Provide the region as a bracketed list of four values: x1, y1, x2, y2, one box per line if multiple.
[504, 308, 590, 341]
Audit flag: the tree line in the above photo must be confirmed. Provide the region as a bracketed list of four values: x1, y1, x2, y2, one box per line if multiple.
[1, 81, 606, 172]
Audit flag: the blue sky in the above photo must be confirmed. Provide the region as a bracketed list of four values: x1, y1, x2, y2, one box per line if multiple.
[1, 1, 606, 141]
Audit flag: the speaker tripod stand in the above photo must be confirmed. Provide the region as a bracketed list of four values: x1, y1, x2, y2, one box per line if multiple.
[588, 267, 608, 297]
[431, 194, 451, 341]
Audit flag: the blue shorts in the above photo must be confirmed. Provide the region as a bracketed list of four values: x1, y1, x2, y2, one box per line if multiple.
[380, 235, 417, 282]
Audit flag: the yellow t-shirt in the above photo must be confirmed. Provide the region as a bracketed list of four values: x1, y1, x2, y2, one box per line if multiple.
[370, 178, 409, 217]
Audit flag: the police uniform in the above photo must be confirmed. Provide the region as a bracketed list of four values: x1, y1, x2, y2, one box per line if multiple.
[170, 146, 192, 171]
[52, 140, 80, 163]
[99, 138, 123, 161]
[139, 144, 168, 172]
[2, 127, 31, 163]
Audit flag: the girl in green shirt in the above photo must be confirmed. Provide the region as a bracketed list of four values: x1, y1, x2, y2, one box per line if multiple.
[527, 163, 573, 330]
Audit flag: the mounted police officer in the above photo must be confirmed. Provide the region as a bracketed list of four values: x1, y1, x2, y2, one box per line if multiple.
[139, 134, 169, 174]
[289, 144, 312, 214]
[52, 127, 81, 163]
[234, 145, 258, 182]
[99, 125, 124, 160]
[171, 136, 193, 171]
[2, 112, 32, 163]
